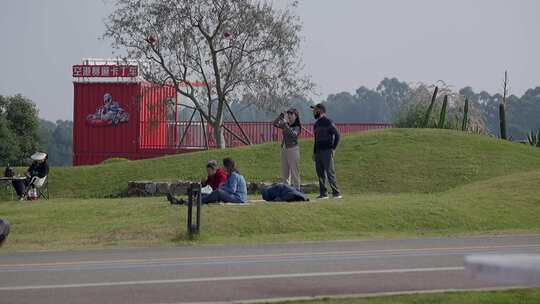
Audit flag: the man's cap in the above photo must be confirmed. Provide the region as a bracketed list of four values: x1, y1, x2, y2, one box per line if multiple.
[310, 103, 326, 113]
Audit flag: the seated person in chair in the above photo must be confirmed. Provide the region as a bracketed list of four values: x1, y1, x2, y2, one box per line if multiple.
[201, 157, 247, 204]
[167, 160, 228, 205]
[12, 152, 49, 201]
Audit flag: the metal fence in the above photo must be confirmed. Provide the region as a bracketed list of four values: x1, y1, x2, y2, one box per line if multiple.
[139, 121, 392, 149]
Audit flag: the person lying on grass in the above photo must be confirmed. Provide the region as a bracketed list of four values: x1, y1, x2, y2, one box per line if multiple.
[167, 158, 247, 205]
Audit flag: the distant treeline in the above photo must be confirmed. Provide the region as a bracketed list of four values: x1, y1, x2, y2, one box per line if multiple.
[224, 78, 540, 140]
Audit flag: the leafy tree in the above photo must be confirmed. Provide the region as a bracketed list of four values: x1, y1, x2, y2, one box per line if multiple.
[104, 0, 313, 148]
[49, 120, 73, 166]
[0, 94, 40, 165]
[377, 77, 411, 120]
[0, 116, 19, 165]
[36, 119, 73, 166]
[38, 119, 55, 152]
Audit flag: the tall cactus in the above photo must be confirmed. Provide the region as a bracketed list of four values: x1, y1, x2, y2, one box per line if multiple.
[499, 71, 509, 140]
[527, 130, 540, 147]
[461, 98, 469, 131]
[422, 86, 438, 128]
[438, 95, 448, 129]
[499, 103, 507, 139]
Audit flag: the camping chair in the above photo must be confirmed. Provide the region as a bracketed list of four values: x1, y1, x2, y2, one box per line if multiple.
[27, 176, 49, 200]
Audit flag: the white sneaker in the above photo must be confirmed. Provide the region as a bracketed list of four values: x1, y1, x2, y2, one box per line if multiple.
[333, 194, 343, 199]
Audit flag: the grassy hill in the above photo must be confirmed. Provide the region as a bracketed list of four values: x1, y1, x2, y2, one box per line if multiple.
[2, 128, 540, 251]
[17, 128, 540, 198]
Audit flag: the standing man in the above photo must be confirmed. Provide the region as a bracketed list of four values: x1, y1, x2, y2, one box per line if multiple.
[311, 103, 342, 199]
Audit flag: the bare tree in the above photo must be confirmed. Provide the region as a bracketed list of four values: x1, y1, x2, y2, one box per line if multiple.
[104, 0, 313, 148]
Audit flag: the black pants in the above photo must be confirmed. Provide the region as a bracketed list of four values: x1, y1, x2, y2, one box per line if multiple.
[315, 149, 340, 196]
[12, 178, 30, 197]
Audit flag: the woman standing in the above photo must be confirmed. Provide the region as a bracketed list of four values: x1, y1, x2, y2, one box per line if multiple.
[273, 108, 302, 190]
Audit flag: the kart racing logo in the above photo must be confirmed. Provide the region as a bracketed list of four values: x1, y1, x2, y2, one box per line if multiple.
[86, 93, 129, 126]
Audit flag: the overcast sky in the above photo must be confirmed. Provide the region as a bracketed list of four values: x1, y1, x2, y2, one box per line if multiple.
[0, 0, 538, 121]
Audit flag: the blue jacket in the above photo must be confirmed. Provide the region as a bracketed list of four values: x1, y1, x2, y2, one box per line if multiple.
[262, 183, 309, 202]
[221, 172, 248, 203]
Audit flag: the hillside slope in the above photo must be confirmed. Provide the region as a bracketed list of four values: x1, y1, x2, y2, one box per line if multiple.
[2, 169, 540, 250]
[6, 128, 540, 199]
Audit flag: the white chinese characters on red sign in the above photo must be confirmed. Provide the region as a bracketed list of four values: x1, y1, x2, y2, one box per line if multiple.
[73, 65, 138, 77]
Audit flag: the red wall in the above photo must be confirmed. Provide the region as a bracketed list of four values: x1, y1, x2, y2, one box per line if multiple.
[138, 82, 177, 149]
[73, 82, 177, 166]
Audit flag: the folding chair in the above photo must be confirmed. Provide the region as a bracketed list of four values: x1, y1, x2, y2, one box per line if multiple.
[28, 176, 49, 200]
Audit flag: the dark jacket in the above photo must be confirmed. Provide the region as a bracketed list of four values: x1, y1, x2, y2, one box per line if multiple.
[273, 117, 301, 148]
[202, 168, 228, 190]
[313, 116, 340, 153]
[262, 183, 309, 202]
[28, 162, 49, 178]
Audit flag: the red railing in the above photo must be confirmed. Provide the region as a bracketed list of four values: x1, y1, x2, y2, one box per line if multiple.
[139, 121, 392, 149]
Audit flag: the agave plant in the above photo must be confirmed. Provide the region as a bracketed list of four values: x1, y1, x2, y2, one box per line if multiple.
[527, 130, 540, 147]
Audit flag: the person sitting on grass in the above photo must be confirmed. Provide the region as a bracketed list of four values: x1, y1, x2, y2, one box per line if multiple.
[200, 160, 228, 191]
[167, 160, 228, 205]
[201, 157, 247, 204]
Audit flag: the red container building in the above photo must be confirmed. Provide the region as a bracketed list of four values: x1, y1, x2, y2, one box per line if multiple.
[73, 59, 179, 165]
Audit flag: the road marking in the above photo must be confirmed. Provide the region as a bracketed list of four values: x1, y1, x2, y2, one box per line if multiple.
[0, 244, 537, 269]
[0, 266, 464, 291]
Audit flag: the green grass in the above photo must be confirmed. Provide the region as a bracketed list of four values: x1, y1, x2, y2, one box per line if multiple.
[277, 289, 539, 304]
[2, 169, 540, 251]
[2, 129, 540, 251]
[2, 128, 540, 199]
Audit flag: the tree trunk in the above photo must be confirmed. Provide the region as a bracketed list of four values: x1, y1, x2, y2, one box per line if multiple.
[212, 122, 226, 149]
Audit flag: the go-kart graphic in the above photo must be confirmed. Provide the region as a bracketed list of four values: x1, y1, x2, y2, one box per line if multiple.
[86, 93, 129, 126]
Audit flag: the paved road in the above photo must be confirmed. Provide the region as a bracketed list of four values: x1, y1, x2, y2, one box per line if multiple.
[0, 235, 538, 304]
